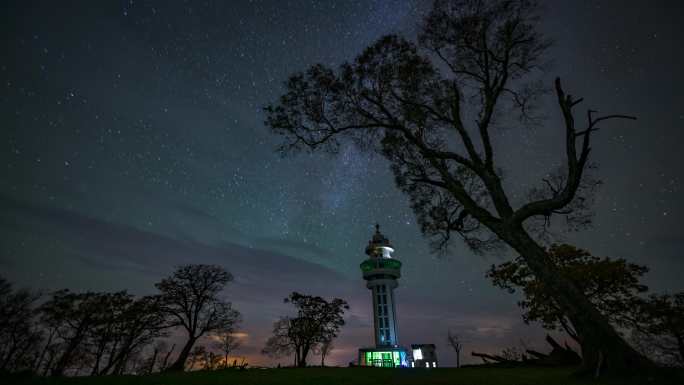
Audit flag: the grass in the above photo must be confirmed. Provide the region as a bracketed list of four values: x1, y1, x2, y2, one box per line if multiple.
[4, 366, 683, 385]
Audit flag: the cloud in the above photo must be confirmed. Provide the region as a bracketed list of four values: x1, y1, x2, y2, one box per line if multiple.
[0, 193, 352, 285]
[250, 236, 338, 264]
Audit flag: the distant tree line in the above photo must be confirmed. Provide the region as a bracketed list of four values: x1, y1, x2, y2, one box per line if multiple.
[0, 264, 241, 377]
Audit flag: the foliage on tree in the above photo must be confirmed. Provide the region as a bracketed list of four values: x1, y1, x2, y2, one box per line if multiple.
[94, 294, 167, 375]
[155, 264, 240, 371]
[262, 292, 348, 367]
[487, 244, 648, 342]
[83, 291, 131, 376]
[1, 268, 244, 377]
[633, 293, 684, 366]
[34, 289, 167, 377]
[39, 290, 107, 376]
[262, 317, 297, 365]
[264, 0, 649, 373]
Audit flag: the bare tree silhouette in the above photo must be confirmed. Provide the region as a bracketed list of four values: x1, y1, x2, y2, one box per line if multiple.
[155, 265, 240, 371]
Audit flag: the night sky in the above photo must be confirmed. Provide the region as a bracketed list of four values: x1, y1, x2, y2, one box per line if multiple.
[2, 0, 683, 367]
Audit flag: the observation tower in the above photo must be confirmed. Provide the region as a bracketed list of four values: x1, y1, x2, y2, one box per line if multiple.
[357, 224, 408, 367]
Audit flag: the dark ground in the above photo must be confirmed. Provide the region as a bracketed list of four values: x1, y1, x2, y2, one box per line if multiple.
[4, 366, 684, 385]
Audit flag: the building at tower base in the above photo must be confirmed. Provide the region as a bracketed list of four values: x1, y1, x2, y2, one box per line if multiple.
[358, 347, 409, 368]
[410, 344, 439, 368]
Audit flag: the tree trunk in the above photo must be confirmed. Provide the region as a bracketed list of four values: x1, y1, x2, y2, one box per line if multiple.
[42, 351, 56, 376]
[161, 344, 175, 371]
[294, 347, 299, 367]
[114, 355, 128, 375]
[503, 224, 653, 374]
[147, 348, 159, 374]
[100, 350, 121, 375]
[33, 329, 55, 374]
[298, 345, 310, 367]
[91, 342, 109, 376]
[51, 339, 81, 376]
[167, 336, 196, 372]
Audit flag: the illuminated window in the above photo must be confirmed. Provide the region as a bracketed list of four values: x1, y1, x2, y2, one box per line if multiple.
[412, 349, 423, 360]
[411, 362, 415, 368]
[432, 362, 436, 367]
[425, 362, 429, 368]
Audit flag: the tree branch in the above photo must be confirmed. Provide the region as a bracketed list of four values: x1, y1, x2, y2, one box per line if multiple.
[513, 78, 636, 224]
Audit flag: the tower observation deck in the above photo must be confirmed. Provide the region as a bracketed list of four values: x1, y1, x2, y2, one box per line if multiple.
[358, 224, 408, 367]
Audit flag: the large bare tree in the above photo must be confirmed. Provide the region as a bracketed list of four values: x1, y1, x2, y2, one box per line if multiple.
[265, 0, 651, 373]
[155, 264, 240, 371]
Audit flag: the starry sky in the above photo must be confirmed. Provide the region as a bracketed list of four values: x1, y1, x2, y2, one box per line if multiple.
[2, 0, 683, 367]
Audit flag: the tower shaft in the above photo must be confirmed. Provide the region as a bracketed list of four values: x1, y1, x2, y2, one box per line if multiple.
[369, 279, 399, 346]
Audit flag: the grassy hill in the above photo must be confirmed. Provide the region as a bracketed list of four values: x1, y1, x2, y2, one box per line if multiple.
[5, 366, 683, 385]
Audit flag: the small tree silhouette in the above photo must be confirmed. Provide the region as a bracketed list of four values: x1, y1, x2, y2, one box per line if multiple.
[263, 292, 348, 367]
[155, 265, 240, 371]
